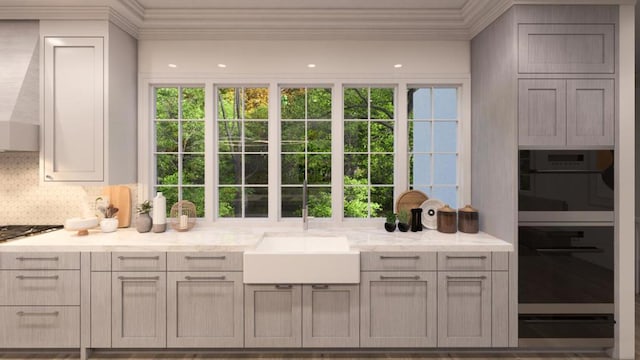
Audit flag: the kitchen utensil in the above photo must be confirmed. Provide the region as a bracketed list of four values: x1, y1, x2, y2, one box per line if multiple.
[458, 204, 479, 233]
[420, 198, 445, 230]
[102, 185, 131, 228]
[436, 205, 457, 233]
[395, 190, 428, 225]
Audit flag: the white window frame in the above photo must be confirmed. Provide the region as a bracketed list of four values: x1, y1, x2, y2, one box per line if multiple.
[138, 77, 470, 227]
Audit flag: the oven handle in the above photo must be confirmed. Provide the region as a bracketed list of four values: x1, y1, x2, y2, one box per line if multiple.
[522, 319, 616, 325]
[536, 247, 603, 254]
[524, 170, 603, 174]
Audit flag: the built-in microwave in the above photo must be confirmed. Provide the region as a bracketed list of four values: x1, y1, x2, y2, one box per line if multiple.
[519, 150, 613, 222]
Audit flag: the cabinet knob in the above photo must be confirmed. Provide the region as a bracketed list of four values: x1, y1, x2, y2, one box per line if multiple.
[45, 175, 53, 180]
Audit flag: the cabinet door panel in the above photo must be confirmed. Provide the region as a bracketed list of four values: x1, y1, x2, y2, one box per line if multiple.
[518, 24, 614, 74]
[245, 284, 302, 348]
[0, 306, 79, 348]
[302, 284, 359, 348]
[438, 271, 491, 347]
[567, 79, 614, 146]
[167, 272, 243, 347]
[43, 37, 103, 182]
[518, 79, 566, 146]
[360, 271, 437, 347]
[112, 272, 166, 348]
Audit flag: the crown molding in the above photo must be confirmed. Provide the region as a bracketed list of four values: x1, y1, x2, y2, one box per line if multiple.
[0, 0, 631, 41]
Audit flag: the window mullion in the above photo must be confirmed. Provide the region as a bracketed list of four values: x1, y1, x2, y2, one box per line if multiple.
[177, 86, 184, 201]
[396, 82, 408, 203]
[332, 83, 344, 223]
[205, 82, 215, 222]
[268, 82, 279, 221]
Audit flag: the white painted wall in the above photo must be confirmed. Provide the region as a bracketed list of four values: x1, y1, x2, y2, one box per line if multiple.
[139, 40, 470, 77]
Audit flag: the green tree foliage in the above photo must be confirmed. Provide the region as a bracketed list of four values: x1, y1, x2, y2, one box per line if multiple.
[155, 85, 396, 219]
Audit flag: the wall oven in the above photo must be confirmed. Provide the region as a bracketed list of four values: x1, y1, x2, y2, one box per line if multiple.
[518, 150, 614, 348]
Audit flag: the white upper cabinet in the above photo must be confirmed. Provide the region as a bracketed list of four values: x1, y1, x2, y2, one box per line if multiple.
[41, 21, 137, 184]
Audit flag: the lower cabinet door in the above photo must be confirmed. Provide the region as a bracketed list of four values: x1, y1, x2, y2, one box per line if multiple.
[0, 306, 79, 348]
[167, 272, 243, 347]
[360, 271, 437, 347]
[112, 272, 166, 348]
[437, 271, 492, 347]
[244, 284, 302, 347]
[302, 284, 359, 348]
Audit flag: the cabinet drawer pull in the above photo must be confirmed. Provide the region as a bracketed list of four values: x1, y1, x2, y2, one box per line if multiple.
[379, 275, 420, 280]
[379, 255, 420, 260]
[446, 275, 487, 280]
[185, 276, 226, 281]
[45, 175, 54, 180]
[16, 256, 59, 261]
[16, 275, 59, 280]
[275, 284, 293, 289]
[117, 256, 160, 260]
[17, 311, 59, 316]
[445, 255, 487, 260]
[311, 284, 329, 289]
[118, 276, 160, 281]
[185, 256, 227, 260]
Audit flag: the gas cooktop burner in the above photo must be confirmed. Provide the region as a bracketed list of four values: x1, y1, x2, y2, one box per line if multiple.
[0, 225, 63, 242]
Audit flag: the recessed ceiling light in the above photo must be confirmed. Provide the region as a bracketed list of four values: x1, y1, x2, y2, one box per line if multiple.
[168, 63, 177, 68]
[394, 64, 403, 68]
[307, 64, 316, 68]
[217, 63, 227, 68]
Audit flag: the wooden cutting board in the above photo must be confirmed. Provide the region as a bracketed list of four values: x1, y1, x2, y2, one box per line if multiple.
[395, 190, 428, 224]
[102, 186, 131, 228]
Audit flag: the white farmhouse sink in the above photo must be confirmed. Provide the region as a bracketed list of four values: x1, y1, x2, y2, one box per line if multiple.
[243, 233, 360, 284]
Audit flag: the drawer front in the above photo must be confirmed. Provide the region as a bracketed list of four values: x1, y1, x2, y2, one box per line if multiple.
[0, 252, 80, 270]
[112, 252, 166, 271]
[91, 252, 111, 271]
[438, 252, 491, 271]
[0, 306, 80, 348]
[0, 270, 80, 305]
[167, 252, 242, 271]
[361, 252, 436, 271]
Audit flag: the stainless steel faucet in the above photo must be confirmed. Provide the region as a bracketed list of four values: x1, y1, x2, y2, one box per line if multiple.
[302, 179, 308, 230]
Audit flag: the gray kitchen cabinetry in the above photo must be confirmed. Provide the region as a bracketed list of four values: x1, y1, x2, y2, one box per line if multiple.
[437, 271, 492, 347]
[519, 79, 614, 147]
[360, 252, 437, 348]
[111, 253, 167, 348]
[245, 283, 359, 348]
[245, 284, 302, 348]
[360, 271, 438, 347]
[166, 251, 244, 348]
[112, 271, 167, 348]
[0, 252, 81, 348]
[302, 284, 359, 348]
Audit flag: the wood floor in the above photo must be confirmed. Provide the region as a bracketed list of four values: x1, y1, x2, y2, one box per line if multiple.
[0, 297, 637, 360]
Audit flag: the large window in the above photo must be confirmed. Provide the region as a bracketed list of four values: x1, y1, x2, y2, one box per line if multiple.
[408, 87, 459, 207]
[149, 82, 462, 221]
[153, 86, 205, 216]
[280, 87, 332, 218]
[343, 87, 395, 218]
[216, 87, 269, 218]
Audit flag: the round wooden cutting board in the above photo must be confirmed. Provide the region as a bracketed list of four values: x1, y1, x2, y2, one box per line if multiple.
[395, 190, 428, 224]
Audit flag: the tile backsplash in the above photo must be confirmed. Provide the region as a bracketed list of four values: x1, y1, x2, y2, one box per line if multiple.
[0, 152, 136, 225]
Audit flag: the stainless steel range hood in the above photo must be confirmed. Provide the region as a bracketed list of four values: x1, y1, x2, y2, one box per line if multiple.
[0, 21, 39, 152]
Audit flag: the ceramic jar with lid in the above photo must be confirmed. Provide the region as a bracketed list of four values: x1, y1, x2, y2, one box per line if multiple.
[458, 204, 479, 233]
[436, 204, 457, 233]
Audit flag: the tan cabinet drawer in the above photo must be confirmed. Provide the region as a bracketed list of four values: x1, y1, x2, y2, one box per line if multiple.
[167, 252, 242, 271]
[361, 252, 436, 271]
[0, 252, 79, 270]
[112, 252, 166, 271]
[0, 306, 80, 348]
[438, 252, 492, 271]
[0, 270, 80, 306]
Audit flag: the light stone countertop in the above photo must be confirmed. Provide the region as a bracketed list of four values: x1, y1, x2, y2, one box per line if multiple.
[0, 224, 513, 252]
